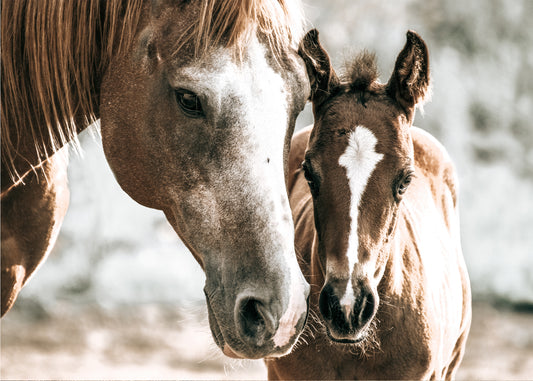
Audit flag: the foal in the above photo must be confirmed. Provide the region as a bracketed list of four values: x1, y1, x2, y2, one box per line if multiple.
[266, 30, 471, 379]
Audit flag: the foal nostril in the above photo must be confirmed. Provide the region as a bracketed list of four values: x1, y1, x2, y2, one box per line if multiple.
[320, 282, 377, 337]
[318, 284, 334, 321]
[319, 285, 351, 332]
[354, 291, 376, 329]
[237, 298, 276, 346]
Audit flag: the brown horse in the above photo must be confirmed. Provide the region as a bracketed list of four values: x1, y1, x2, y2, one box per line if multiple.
[1, 0, 312, 359]
[266, 30, 471, 379]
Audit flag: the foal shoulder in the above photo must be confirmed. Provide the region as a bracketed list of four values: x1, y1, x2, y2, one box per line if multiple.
[411, 127, 458, 208]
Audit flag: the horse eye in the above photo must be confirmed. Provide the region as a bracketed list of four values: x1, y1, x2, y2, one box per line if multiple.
[175, 89, 204, 118]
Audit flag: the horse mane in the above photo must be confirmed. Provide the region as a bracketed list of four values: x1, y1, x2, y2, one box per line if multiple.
[1, 0, 144, 183]
[1, 0, 304, 184]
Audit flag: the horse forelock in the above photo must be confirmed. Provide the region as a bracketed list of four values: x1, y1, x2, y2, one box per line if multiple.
[1, 0, 144, 184]
[173, 0, 304, 61]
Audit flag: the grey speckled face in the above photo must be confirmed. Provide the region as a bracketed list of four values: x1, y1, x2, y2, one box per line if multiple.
[101, 17, 310, 358]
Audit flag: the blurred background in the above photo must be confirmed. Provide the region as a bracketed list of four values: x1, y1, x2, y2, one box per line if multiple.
[2, 0, 532, 379]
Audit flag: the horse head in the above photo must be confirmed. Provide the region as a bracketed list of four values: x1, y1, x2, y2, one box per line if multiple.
[298, 29, 430, 344]
[99, 1, 310, 359]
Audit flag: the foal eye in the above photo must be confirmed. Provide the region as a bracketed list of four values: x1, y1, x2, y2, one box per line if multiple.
[302, 160, 319, 197]
[395, 170, 414, 200]
[398, 177, 411, 194]
[175, 89, 204, 118]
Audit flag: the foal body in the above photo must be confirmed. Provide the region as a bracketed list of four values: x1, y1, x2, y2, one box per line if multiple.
[266, 30, 471, 380]
[267, 126, 470, 380]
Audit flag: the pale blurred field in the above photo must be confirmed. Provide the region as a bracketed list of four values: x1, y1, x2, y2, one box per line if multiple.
[2, 301, 533, 380]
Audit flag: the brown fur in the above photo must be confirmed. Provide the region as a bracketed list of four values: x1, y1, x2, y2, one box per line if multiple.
[1, 0, 144, 187]
[266, 30, 471, 379]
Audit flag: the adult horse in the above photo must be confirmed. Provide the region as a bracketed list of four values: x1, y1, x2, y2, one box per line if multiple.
[1, 0, 311, 359]
[266, 30, 471, 379]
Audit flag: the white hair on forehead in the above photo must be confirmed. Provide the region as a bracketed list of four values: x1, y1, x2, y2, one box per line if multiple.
[338, 126, 383, 306]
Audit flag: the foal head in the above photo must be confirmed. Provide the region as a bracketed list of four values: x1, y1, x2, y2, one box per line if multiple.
[298, 30, 430, 344]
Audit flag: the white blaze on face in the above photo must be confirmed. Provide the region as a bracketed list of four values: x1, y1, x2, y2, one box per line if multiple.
[338, 126, 383, 308]
[173, 35, 292, 208]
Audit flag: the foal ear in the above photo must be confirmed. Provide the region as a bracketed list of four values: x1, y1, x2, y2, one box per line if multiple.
[387, 31, 430, 117]
[298, 29, 339, 106]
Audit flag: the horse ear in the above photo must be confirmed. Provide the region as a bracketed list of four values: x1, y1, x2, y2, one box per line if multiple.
[387, 31, 430, 117]
[298, 29, 339, 106]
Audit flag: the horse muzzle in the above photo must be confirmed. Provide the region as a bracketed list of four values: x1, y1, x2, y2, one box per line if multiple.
[204, 279, 310, 359]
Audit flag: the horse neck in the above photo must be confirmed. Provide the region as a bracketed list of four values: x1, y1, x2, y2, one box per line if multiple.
[288, 176, 323, 305]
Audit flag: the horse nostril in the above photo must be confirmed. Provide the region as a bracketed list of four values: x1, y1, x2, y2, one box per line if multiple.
[237, 298, 276, 346]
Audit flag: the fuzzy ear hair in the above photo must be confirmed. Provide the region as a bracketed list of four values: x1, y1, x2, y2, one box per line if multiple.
[387, 30, 431, 116]
[298, 29, 339, 106]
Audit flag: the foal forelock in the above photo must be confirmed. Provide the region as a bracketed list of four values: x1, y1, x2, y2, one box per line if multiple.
[337, 126, 383, 304]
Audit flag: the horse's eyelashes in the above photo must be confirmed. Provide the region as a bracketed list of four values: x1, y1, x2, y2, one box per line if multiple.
[175, 89, 205, 118]
[337, 129, 348, 137]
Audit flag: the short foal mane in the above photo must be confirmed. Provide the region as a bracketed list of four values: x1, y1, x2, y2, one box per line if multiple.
[343, 51, 380, 92]
[1, 0, 304, 183]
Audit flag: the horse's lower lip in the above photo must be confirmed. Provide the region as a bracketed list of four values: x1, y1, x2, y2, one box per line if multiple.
[326, 327, 366, 344]
[204, 290, 226, 350]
